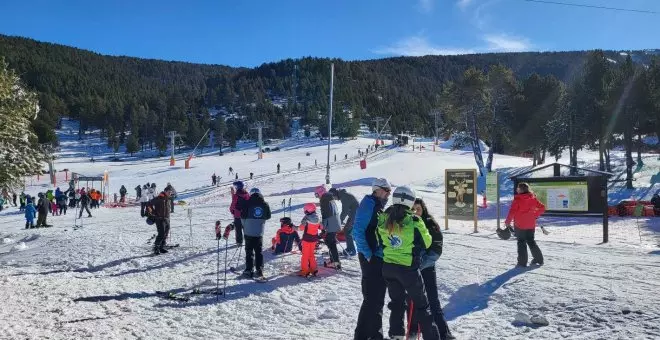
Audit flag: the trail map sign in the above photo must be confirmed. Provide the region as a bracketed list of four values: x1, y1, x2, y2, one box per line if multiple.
[530, 181, 589, 212]
[445, 169, 478, 232]
[486, 171, 500, 228]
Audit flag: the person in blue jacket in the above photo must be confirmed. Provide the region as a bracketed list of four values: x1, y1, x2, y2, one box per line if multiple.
[352, 178, 392, 340]
[24, 196, 36, 229]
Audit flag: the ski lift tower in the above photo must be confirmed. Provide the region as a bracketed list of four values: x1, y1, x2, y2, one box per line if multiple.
[250, 121, 268, 160]
[168, 130, 179, 166]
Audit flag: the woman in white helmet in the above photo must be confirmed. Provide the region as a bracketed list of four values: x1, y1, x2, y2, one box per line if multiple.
[377, 186, 440, 340]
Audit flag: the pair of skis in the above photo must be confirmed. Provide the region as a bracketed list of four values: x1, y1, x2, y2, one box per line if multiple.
[155, 288, 224, 302]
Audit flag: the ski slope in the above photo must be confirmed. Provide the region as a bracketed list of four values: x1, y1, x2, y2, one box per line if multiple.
[0, 122, 659, 340]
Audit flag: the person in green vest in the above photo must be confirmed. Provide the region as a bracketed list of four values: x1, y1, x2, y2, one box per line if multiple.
[377, 186, 439, 340]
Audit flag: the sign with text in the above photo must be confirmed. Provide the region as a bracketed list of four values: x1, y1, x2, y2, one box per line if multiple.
[445, 169, 478, 231]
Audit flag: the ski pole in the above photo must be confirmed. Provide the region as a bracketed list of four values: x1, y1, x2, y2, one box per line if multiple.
[223, 236, 228, 299]
[216, 236, 221, 302]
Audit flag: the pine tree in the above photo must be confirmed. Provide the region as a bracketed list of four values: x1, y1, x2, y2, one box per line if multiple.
[0, 59, 47, 189]
[485, 64, 517, 171]
[126, 134, 139, 156]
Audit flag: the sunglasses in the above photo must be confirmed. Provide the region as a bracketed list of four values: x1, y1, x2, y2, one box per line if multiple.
[378, 186, 391, 193]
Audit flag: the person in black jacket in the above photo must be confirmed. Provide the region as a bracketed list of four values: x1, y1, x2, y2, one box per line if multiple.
[409, 198, 454, 340]
[329, 187, 359, 256]
[652, 193, 660, 216]
[36, 193, 49, 228]
[78, 191, 92, 218]
[135, 185, 142, 201]
[147, 190, 172, 255]
[237, 188, 271, 278]
[119, 185, 127, 203]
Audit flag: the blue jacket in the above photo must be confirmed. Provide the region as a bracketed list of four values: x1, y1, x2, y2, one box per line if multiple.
[25, 203, 37, 220]
[352, 194, 384, 259]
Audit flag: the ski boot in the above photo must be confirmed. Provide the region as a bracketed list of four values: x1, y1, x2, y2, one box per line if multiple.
[241, 269, 253, 278]
[159, 248, 168, 254]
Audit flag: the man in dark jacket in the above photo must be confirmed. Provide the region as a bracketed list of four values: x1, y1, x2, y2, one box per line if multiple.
[78, 191, 92, 218]
[135, 185, 142, 201]
[353, 178, 391, 340]
[316, 185, 342, 269]
[329, 188, 359, 256]
[36, 193, 50, 228]
[119, 185, 127, 203]
[148, 190, 172, 255]
[237, 188, 271, 278]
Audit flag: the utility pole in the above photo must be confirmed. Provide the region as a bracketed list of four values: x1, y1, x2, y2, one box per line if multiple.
[326, 63, 334, 185]
[372, 117, 385, 136]
[169, 131, 177, 166]
[250, 122, 268, 160]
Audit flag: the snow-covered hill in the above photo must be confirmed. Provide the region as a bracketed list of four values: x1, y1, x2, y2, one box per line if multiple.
[0, 121, 659, 339]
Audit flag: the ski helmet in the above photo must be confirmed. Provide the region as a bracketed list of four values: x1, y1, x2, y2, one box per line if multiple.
[249, 187, 261, 195]
[497, 227, 512, 240]
[391, 186, 416, 209]
[233, 181, 244, 190]
[146, 216, 155, 225]
[304, 203, 317, 214]
[372, 178, 392, 193]
[314, 185, 327, 198]
[280, 217, 292, 225]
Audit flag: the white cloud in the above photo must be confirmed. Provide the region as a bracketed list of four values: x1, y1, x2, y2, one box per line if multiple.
[373, 35, 475, 57]
[483, 34, 532, 52]
[373, 33, 532, 57]
[418, 0, 434, 13]
[457, 0, 474, 9]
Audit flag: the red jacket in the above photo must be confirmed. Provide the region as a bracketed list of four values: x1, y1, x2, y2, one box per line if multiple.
[230, 189, 250, 218]
[505, 193, 546, 230]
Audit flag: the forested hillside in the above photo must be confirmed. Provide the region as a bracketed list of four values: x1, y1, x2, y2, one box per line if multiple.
[1, 34, 658, 183]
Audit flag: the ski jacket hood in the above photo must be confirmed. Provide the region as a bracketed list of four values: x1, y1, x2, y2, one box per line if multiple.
[505, 193, 546, 230]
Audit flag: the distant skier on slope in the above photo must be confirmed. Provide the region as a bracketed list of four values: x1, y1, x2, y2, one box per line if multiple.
[505, 182, 547, 267]
[135, 185, 142, 201]
[119, 185, 127, 203]
[212, 173, 217, 186]
[230, 181, 250, 246]
[236, 187, 271, 279]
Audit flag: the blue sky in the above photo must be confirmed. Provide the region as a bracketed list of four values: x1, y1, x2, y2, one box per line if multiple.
[1, 0, 659, 67]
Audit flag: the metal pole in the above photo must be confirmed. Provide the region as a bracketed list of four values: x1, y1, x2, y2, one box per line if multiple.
[258, 125, 263, 160]
[496, 172, 501, 230]
[326, 63, 334, 185]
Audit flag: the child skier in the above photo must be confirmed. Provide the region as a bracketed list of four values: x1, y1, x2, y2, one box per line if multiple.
[24, 196, 36, 229]
[271, 217, 301, 254]
[298, 203, 322, 277]
[377, 186, 440, 340]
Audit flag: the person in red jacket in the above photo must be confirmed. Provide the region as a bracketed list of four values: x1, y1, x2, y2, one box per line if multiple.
[229, 181, 250, 246]
[505, 182, 548, 267]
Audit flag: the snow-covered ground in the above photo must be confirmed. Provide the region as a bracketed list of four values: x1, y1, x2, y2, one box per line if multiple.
[1, 120, 659, 339]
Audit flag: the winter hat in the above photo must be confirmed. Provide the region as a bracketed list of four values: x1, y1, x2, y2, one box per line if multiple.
[233, 181, 244, 190]
[314, 185, 327, 198]
[249, 187, 261, 195]
[304, 203, 317, 214]
[328, 188, 339, 198]
[391, 186, 416, 209]
[372, 178, 392, 192]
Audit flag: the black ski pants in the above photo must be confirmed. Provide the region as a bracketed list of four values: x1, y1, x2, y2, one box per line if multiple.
[354, 254, 386, 340]
[244, 236, 263, 273]
[36, 213, 47, 227]
[154, 218, 170, 249]
[408, 266, 451, 339]
[382, 263, 439, 340]
[78, 204, 91, 218]
[58, 203, 67, 215]
[516, 229, 543, 265]
[324, 232, 340, 264]
[233, 218, 244, 245]
[140, 202, 147, 217]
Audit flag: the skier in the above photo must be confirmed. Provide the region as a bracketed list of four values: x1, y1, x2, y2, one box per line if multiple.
[298, 203, 321, 276]
[24, 196, 36, 229]
[78, 190, 92, 218]
[277, 163, 280, 174]
[250, 172, 254, 180]
[68, 189, 76, 208]
[298, 162, 301, 170]
[353, 177, 391, 340]
[135, 185, 142, 201]
[140, 184, 150, 217]
[12, 192, 17, 207]
[229, 181, 250, 246]
[51, 194, 58, 216]
[36, 193, 50, 227]
[378, 186, 440, 340]
[271, 217, 301, 254]
[505, 182, 547, 267]
[46, 190, 54, 213]
[334, 154, 337, 162]
[235, 173, 239, 180]
[164, 183, 177, 213]
[236, 187, 271, 279]
[119, 185, 127, 203]
[212, 173, 217, 186]
[56, 190, 68, 216]
[410, 198, 454, 340]
[315, 159, 317, 166]
[229, 166, 233, 176]
[329, 187, 359, 256]
[147, 188, 173, 255]
[315, 185, 342, 269]
[19, 192, 26, 212]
